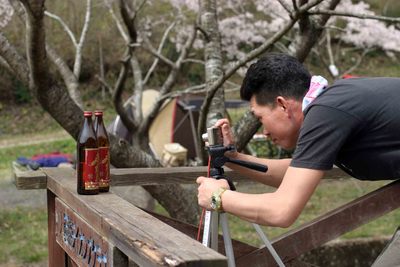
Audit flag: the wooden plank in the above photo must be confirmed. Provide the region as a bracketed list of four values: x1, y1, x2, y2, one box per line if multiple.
[55, 198, 110, 267]
[110, 166, 249, 186]
[15, 166, 349, 190]
[43, 167, 227, 267]
[110, 166, 348, 186]
[13, 163, 46, 189]
[236, 180, 400, 267]
[47, 190, 66, 267]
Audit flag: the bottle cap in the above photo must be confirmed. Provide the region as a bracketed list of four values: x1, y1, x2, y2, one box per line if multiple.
[94, 110, 103, 116]
[84, 111, 93, 117]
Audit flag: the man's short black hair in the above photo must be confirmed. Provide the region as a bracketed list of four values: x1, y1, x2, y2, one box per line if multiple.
[240, 53, 311, 105]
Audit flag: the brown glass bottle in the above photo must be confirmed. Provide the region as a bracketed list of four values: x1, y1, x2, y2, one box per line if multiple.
[94, 110, 110, 192]
[77, 111, 99, 195]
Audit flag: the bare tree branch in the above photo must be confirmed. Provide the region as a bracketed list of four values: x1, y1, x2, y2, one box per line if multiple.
[143, 21, 176, 85]
[158, 83, 207, 102]
[277, 0, 293, 15]
[95, 74, 114, 95]
[341, 48, 373, 77]
[130, 55, 143, 123]
[45, 11, 78, 47]
[119, 0, 137, 43]
[0, 56, 12, 73]
[182, 58, 205, 65]
[292, 0, 298, 11]
[104, 0, 129, 43]
[309, 9, 400, 23]
[113, 55, 138, 133]
[0, 32, 29, 85]
[46, 45, 83, 108]
[73, 0, 92, 77]
[292, 0, 341, 62]
[139, 37, 177, 69]
[117, 0, 145, 134]
[19, 0, 48, 98]
[140, 23, 197, 136]
[43, 0, 92, 106]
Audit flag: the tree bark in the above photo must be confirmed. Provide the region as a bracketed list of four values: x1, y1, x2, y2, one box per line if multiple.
[200, 0, 225, 128]
[292, 0, 341, 62]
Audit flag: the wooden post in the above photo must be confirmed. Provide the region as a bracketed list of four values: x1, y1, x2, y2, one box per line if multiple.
[47, 190, 66, 266]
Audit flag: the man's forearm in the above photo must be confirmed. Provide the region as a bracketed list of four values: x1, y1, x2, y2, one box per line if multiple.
[221, 190, 291, 227]
[225, 152, 291, 188]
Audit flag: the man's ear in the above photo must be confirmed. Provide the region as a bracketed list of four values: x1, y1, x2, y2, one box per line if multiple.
[276, 96, 288, 111]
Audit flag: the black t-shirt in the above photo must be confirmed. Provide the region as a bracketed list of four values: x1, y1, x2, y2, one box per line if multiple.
[291, 77, 400, 180]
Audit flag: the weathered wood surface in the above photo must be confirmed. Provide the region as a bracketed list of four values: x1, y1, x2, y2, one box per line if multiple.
[13, 162, 47, 189]
[44, 167, 227, 267]
[47, 190, 66, 267]
[15, 166, 348, 189]
[55, 198, 109, 267]
[236, 179, 400, 267]
[144, 208, 258, 259]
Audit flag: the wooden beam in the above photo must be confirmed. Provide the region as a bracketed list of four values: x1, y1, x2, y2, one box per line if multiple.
[110, 166, 348, 186]
[47, 190, 66, 266]
[14, 165, 46, 190]
[236, 180, 400, 267]
[15, 166, 349, 190]
[110, 166, 249, 186]
[43, 167, 227, 266]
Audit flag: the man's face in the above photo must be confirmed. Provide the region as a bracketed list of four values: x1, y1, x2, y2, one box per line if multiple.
[250, 96, 302, 150]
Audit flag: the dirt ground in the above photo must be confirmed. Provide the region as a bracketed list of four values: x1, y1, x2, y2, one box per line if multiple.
[0, 176, 46, 210]
[0, 130, 70, 149]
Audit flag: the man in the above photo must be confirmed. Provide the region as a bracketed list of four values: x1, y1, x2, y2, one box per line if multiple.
[196, 53, 400, 227]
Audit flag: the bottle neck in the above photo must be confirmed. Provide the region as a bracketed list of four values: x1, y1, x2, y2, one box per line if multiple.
[95, 115, 103, 124]
[94, 115, 108, 140]
[79, 115, 96, 144]
[85, 116, 93, 126]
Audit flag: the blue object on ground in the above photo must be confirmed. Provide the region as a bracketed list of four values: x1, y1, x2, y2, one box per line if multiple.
[16, 157, 40, 170]
[34, 156, 70, 167]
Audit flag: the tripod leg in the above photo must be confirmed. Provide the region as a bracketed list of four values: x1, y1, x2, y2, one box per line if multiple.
[210, 211, 219, 251]
[253, 223, 285, 267]
[220, 213, 236, 267]
[202, 210, 212, 247]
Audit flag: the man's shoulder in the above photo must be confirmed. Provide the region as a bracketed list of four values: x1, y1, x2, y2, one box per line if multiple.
[306, 77, 400, 115]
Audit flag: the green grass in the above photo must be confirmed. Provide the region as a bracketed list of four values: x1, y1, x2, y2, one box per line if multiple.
[0, 208, 48, 264]
[0, 138, 75, 265]
[0, 138, 75, 171]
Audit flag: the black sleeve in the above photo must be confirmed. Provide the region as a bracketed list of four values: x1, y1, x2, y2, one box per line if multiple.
[290, 105, 360, 170]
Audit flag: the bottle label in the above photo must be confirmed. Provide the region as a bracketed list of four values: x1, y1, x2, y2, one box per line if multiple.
[98, 146, 110, 188]
[83, 148, 99, 190]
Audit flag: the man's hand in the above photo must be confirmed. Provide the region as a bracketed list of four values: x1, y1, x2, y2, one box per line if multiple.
[196, 176, 229, 210]
[214, 118, 238, 158]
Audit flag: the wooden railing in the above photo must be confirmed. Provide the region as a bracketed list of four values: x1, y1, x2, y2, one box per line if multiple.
[15, 166, 400, 266]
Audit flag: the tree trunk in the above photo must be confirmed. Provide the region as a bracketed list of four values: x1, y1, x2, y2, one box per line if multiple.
[200, 0, 225, 129]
